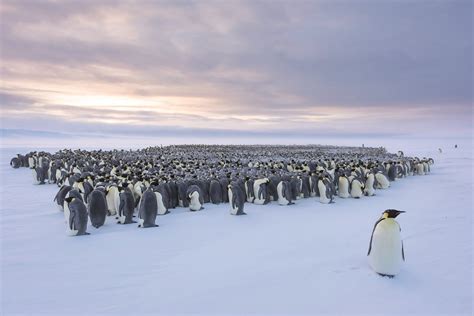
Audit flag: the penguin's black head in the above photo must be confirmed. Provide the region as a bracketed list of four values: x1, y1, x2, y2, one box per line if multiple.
[383, 209, 405, 218]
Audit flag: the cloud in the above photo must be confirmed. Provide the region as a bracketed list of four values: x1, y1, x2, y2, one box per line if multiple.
[0, 0, 472, 142]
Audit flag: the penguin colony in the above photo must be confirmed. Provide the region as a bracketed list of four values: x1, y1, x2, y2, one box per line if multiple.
[10, 145, 433, 277]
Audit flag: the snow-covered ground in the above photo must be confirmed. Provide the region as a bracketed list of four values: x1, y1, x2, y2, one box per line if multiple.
[0, 145, 472, 315]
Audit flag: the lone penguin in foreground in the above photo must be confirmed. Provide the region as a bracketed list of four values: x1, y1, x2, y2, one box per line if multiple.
[367, 209, 405, 277]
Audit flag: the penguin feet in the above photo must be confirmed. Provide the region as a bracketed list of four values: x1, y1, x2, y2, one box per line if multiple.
[377, 273, 395, 278]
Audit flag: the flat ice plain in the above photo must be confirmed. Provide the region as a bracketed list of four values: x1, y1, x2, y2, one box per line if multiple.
[0, 143, 472, 316]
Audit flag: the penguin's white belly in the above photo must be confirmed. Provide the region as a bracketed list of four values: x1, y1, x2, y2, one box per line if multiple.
[228, 190, 238, 215]
[351, 182, 363, 198]
[338, 179, 350, 198]
[277, 182, 289, 205]
[155, 192, 167, 215]
[63, 202, 70, 223]
[364, 176, 375, 196]
[318, 181, 330, 204]
[32, 169, 38, 184]
[375, 173, 390, 189]
[369, 220, 403, 276]
[189, 194, 201, 211]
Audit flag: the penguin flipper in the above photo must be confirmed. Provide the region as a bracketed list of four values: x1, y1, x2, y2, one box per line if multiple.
[402, 241, 405, 261]
[367, 218, 384, 256]
[69, 212, 75, 230]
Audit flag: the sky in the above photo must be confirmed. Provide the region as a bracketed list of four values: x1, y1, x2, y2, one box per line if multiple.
[0, 0, 472, 146]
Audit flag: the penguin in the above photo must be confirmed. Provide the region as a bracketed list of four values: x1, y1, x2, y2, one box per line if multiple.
[375, 171, 390, 189]
[276, 180, 294, 206]
[209, 179, 223, 204]
[338, 175, 350, 198]
[364, 173, 376, 196]
[387, 164, 397, 181]
[367, 209, 405, 277]
[228, 183, 246, 215]
[350, 178, 365, 199]
[186, 185, 204, 211]
[53, 185, 72, 211]
[105, 184, 120, 216]
[64, 197, 89, 236]
[309, 173, 319, 197]
[118, 185, 136, 224]
[244, 178, 255, 203]
[138, 189, 158, 228]
[154, 189, 169, 216]
[63, 189, 83, 224]
[317, 176, 334, 204]
[253, 178, 269, 205]
[88, 189, 108, 228]
[10, 157, 21, 169]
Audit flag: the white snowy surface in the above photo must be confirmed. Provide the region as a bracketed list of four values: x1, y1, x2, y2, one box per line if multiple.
[0, 145, 472, 316]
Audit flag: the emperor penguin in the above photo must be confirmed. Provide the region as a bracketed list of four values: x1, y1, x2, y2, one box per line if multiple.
[10, 157, 21, 169]
[105, 184, 120, 216]
[367, 209, 405, 277]
[186, 185, 204, 211]
[53, 185, 72, 211]
[154, 189, 169, 216]
[118, 185, 136, 224]
[63, 189, 83, 224]
[375, 171, 390, 189]
[276, 181, 294, 206]
[228, 183, 246, 215]
[138, 189, 158, 228]
[364, 173, 376, 197]
[244, 178, 255, 203]
[338, 175, 350, 198]
[317, 176, 334, 204]
[209, 179, 223, 204]
[350, 178, 365, 199]
[87, 189, 108, 228]
[64, 197, 90, 236]
[253, 178, 270, 205]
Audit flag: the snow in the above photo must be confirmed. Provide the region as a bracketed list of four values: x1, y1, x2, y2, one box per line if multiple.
[0, 145, 472, 316]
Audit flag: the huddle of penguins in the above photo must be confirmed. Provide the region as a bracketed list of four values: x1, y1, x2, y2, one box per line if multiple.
[10, 145, 434, 277]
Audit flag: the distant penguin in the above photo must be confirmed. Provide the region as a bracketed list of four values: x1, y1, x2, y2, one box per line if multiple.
[64, 197, 89, 236]
[118, 186, 136, 224]
[276, 181, 294, 206]
[186, 185, 204, 211]
[367, 209, 405, 277]
[88, 189, 108, 228]
[244, 178, 255, 203]
[154, 190, 169, 215]
[350, 178, 365, 199]
[209, 179, 223, 204]
[387, 164, 397, 181]
[63, 189, 83, 224]
[364, 173, 376, 196]
[228, 184, 246, 215]
[10, 157, 21, 169]
[317, 177, 334, 204]
[53, 185, 72, 211]
[105, 185, 120, 216]
[138, 190, 158, 228]
[253, 178, 269, 205]
[375, 172, 390, 189]
[338, 175, 350, 198]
